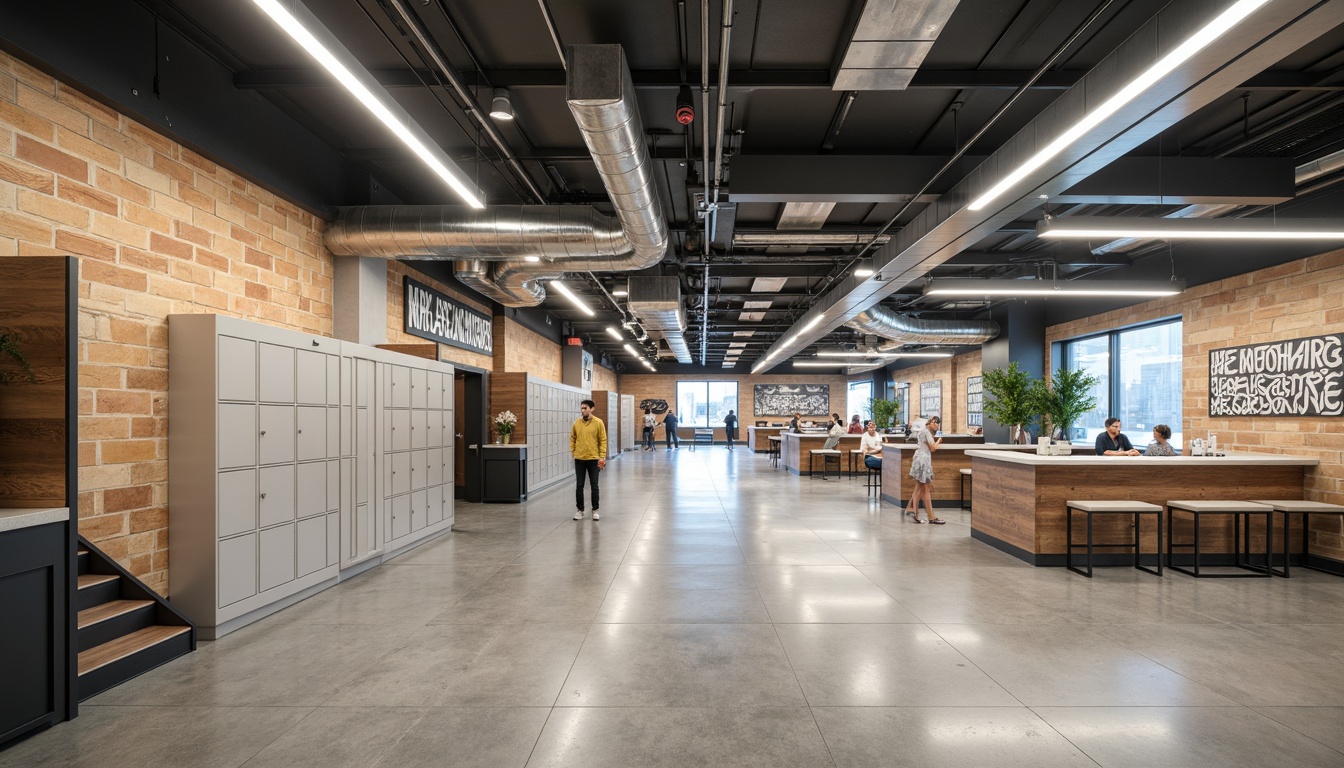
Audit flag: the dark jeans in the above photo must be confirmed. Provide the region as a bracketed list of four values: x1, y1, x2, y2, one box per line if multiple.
[574, 459, 600, 510]
[643, 426, 654, 449]
[864, 455, 882, 470]
[726, 431, 735, 448]
[665, 428, 679, 448]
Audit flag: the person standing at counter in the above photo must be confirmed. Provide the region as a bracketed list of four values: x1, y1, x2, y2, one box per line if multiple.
[663, 410, 680, 449]
[790, 412, 802, 433]
[724, 409, 738, 451]
[860, 421, 883, 469]
[571, 399, 607, 521]
[906, 416, 945, 523]
[1145, 424, 1177, 456]
[848, 414, 863, 434]
[1095, 417, 1140, 456]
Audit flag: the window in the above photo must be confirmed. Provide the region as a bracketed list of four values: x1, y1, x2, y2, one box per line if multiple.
[676, 381, 739, 428]
[1063, 319, 1183, 449]
[847, 380, 873, 424]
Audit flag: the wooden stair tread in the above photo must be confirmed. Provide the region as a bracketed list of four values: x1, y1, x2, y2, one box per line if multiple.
[78, 625, 191, 676]
[78, 573, 119, 589]
[78, 599, 154, 629]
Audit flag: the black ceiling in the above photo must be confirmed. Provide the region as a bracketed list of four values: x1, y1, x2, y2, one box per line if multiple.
[6, 0, 1344, 374]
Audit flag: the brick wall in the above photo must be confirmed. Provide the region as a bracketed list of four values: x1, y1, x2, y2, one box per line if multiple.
[1, 51, 332, 593]
[593, 362, 618, 392]
[384, 260, 494, 370]
[1046, 249, 1344, 559]
[891, 350, 982, 433]
[494, 315, 561, 379]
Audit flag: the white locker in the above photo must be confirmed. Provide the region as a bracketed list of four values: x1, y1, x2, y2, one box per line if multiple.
[258, 525, 295, 592]
[258, 464, 295, 528]
[218, 404, 257, 469]
[295, 461, 326, 519]
[218, 534, 256, 607]
[258, 343, 295, 402]
[296, 516, 326, 578]
[295, 349, 327, 404]
[218, 469, 257, 538]
[296, 406, 327, 461]
[217, 337, 256, 401]
[259, 406, 295, 465]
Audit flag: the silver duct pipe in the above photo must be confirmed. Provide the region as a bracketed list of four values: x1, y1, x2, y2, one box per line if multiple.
[845, 304, 999, 347]
[1092, 147, 1344, 255]
[324, 44, 669, 308]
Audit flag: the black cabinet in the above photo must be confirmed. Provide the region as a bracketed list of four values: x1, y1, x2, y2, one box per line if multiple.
[0, 519, 69, 747]
[482, 446, 527, 503]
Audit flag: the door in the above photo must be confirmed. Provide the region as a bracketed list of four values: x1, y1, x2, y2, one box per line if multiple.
[454, 370, 485, 502]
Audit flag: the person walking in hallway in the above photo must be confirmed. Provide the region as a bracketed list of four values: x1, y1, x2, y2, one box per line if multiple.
[571, 399, 607, 520]
[723, 409, 738, 450]
[906, 416, 945, 524]
[642, 407, 656, 450]
[663, 410, 680, 449]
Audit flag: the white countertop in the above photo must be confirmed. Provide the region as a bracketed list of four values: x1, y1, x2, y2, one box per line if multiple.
[482, 443, 528, 449]
[883, 443, 1038, 452]
[0, 507, 71, 533]
[965, 450, 1319, 467]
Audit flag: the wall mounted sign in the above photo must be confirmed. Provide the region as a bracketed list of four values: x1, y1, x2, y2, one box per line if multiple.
[638, 398, 669, 414]
[753, 384, 829, 416]
[920, 380, 942, 419]
[966, 376, 983, 427]
[403, 277, 494, 355]
[1209, 333, 1343, 416]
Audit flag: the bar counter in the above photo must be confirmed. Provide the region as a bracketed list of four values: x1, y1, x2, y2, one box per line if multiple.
[966, 450, 1319, 565]
[746, 425, 788, 452]
[878, 443, 1085, 508]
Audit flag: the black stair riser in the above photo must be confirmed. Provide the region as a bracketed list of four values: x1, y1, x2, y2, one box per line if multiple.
[76, 580, 120, 612]
[78, 605, 156, 653]
[78, 633, 193, 702]
[77, 551, 88, 573]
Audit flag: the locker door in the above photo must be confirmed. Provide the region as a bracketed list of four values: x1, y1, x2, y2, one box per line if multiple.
[296, 516, 326, 577]
[410, 367, 427, 409]
[218, 404, 258, 469]
[258, 405, 296, 465]
[389, 365, 410, 408]
[411, 410, 428, 449]
[217, 336, 256, 401]
[218, 469, 257, 538]
[258, 343, 295, 403]
[390, 494, 411, 539]
[295, 461, 326, 519]
[410, 489, 427, 531]
[259, 525, 295, 591]
[218, 534, 257, 607]
[296, 406, 327, 462]
[295, 349, 326, 404]
[426, 371, 443, 410]
[388, 409, 410, 452]
[427, 485, 443, 525]
[258, 464, 295, 528]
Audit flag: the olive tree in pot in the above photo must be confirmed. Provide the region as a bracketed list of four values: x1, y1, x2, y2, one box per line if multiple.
[866, 397, 901, 431]
[1040, 367, 1099, 442]
[981, 361, 1044, 444]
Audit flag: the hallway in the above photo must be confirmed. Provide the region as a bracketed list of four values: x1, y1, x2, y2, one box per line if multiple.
[6, 448, 1344, 767]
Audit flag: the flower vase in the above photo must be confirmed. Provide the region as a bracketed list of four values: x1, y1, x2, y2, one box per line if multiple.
[503, 434, 511, 444]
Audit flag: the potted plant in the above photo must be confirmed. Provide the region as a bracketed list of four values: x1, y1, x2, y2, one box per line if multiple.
[492, 410, 517, 444]
[981, 361, 1044, 444]
[1040, 367, 1099, 442]
[0, 329, 36, 384]
[867, 397, 901, 431]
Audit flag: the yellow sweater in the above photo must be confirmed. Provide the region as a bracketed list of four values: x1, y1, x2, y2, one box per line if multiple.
[570, 416, 608, 460]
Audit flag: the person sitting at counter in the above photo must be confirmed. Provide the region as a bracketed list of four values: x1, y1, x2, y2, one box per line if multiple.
[847, 414, 863, 434]
[822, 414, 845, 449]
[860, 421, 884, 468]
[1145, 424, 1177, 456]
[1095, 417, 1141, 456]
[790, 412, 802, 433]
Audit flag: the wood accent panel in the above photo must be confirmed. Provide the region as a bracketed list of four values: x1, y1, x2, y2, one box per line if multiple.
[489, 372, 530, 443]
[0, 257, 71, 508]
[77, 599, 153, 630]
[781, 433, 867, 474]
[77, 625, 191, 675]
[592, 391, 619, 456]
[375, 343, 438, 361]
[882, 448, 975, 507]
[971, 457, 1306, 557]
[454, 375, 466, 486]
[748, 426, 787, 452]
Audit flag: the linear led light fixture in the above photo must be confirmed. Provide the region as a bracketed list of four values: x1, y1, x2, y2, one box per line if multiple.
[967, 0, 1271, 212]
[549, 280, 594, 316]
[605, 326, 623, 341]
[815, 350, 951, 358]
[1038, 216, 1344, 240]
[251, 0, 484, 208]
[792, 361, 848, 367]
[924, 278, 1185, 298]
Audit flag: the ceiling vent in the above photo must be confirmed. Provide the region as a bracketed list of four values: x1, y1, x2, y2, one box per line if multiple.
[627, 277, 693, 364]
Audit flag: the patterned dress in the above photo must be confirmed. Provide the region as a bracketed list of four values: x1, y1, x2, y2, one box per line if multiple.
[1145, 440, 1176, 456]
[909, 428, 935, 483]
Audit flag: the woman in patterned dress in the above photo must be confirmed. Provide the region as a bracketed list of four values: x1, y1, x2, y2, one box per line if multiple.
[905, 416, 945, 524]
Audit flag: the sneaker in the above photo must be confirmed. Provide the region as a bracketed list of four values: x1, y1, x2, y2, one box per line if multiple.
[592, 511, 600, 521]
[573, 510, 584, 520]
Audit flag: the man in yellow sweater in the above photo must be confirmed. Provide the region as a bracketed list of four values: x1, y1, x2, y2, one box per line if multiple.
[571, 399, 608, 520]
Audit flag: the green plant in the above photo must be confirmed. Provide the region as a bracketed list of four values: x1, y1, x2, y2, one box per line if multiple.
[1040, 367, 1100, 439]
[867, 397, 901, 429]
[0, 330, 36, 384]
[981, 361, 1043, 437]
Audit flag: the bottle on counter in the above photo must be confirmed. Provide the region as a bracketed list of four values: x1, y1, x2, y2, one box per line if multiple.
[1209, 433, 1218, 456]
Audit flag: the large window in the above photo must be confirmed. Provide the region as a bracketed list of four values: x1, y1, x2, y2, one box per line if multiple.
[676, 381, 739, 428]
[847, 380, 873, 424]
[1063, 319, 1183, 449]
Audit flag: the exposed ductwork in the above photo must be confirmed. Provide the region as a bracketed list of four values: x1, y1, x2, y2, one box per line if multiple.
[324, 44, 670, 312]
[627, 277, 693, 364]
[845, 303, 998, 348]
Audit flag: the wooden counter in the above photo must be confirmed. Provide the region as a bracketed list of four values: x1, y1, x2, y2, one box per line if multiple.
[878, 444, 1082, 508]
[747, 426, 788, 452]
[966, 450, 1319, 566]
[780, 432, 861, 474]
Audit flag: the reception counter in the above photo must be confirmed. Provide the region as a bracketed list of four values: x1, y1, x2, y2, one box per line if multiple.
[879, 443, 1084, 508]
[966, 450, 1319, 565]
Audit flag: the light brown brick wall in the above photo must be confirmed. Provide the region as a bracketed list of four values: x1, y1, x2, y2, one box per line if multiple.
[593, 363, 618, 392]
[890, 350, 982, 433]
[1046, 249, 1344, 560]
[494, 315, 561, 379]
[1, 51, 337, 594]
[384, 260, 494, 371]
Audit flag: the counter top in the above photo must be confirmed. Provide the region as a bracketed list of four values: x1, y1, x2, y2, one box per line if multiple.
[884, 443, 1041, 452]
[966, 449, 1319, 467]
[0, 507, 71, 533]
[482, 443, 528, 449]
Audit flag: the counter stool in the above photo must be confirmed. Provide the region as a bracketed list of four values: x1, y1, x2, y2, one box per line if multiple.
[865, 461, 882, 498]
[1065, 500, 1164, 578]
[1251, 500, 1344, 578]
[848, 449, 863, 479]
[767, 437, 781, 468]
[959, 468, 973, 511]
[1166, 500, 1273, 578]
[809, 449, 841, 480]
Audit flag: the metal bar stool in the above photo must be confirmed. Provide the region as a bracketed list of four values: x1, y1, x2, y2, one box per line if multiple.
[1252, 500, 1344, 577]
[1065, 500, 1164, 578]
[848, 449, 863, 479]
[959, 468, 973, 511]
[1166, 500, 1273, 578]
[865, 459, 882, 498]
[809, 449, 841, 480]
[767, 437, 781, 468]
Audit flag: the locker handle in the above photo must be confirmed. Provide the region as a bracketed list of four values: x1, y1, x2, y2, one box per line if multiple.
[260, 430, 267, 436]
[260, 493, 267, 499]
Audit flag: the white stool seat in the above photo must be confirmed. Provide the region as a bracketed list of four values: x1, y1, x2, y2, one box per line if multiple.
[959, 468, 972, 476]
[1251, 499, 1344, 513]
[809, 449, 841, 455]
[1067, 500, 1162, 513]
[1167, 500, 1272, 512]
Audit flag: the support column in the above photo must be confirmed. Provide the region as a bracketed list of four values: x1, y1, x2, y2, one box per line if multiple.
[333, 257, 388, 346]
[980, 301, 1045, 444]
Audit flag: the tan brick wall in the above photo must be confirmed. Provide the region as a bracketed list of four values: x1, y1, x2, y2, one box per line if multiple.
[1046, 248, 1344, 560]
[384, 260, 494, 371]
[593, 363, 618, 392]
[494, 315, 561, 379]
[1, 51, 333, 594]
[889, 351, 981, 433]
[617, 372, 851, 438]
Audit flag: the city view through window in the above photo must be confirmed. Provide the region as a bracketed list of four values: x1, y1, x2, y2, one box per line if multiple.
[1066, 320, 1183, 450]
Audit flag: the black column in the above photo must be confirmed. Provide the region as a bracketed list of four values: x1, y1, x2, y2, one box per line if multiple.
[980, 301, 1046, 443]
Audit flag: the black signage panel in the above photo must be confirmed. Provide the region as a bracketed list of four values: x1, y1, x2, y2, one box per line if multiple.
[403, 277, 494, 355]
[1208, 333, 1343, 416]
[966, 376, 983, 427]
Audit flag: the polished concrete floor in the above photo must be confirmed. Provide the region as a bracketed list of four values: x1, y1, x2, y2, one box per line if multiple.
[7, 447, 1344, 767]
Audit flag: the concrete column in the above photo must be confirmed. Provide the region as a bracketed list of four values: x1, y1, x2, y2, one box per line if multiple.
[333, 257, 388, 345]
[980, 301, 1046, 444]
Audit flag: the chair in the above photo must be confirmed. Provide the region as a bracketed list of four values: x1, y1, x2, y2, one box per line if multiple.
[809, 449, 841, 480]
[1065, 500, 1164, 578]
[865, 460, 882, 498]
[847, 449, 863, 479]
[691, 429, 714, 451]
[959, 468, 972, 511]
[1166, 500, 1273, 578]
[767, 436, 781, 468]
[1251, 500, 1344, 577]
